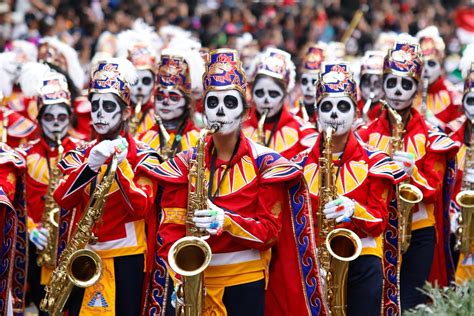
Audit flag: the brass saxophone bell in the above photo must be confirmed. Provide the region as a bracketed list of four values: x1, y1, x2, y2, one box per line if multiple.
[66, 248, 103, 288]
[326, 228, 362, 262]
[168, 236, 212, 277]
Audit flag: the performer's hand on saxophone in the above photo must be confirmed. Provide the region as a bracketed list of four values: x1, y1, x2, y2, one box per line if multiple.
[323, 196, 355, 224]
[192, 199, 226, 235]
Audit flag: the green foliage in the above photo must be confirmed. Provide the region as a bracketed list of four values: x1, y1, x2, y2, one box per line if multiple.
[404, 280, 474, 316]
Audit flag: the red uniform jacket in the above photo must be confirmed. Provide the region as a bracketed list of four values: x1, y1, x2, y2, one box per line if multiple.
[70, 95, 92, 141]
[53, 133, 159, 259]
[413, 76, 463, 128]
[243, 105, 317, 159]
[144, 133, 326, 316]
[357, 99, 384, 122]
[357, 108, 459, 286]
[18, 136, 82, 227]
[294, 132, 406, 258]
[0, 108, 37, 148]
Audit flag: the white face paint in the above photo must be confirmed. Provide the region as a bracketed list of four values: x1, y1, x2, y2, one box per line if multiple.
[90, 93, 123, 135]
[155, 88, 186, 121]
[360, 74, 384, 102]
[383, 74, 418, 111]
[422, 59, 441, 85]
[317, 96, 355, 136]
[131, 69, 154, 105]
[252, 77, 285, 118]
[40, 104, 70, 141]
[463, 91, 474, 120]
[300, 73, 318, 104]
[205, 90, 243, 135]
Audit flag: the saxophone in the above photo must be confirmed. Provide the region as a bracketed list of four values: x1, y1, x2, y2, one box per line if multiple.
[153, 113, 173, 160]
[40, 154, 118, 315]
[362, 92, 375, 123]
[317, 127, 362, 316]
[37, 133, 63, 268]
[128, 96, 143, 136]
[455, 119, 474, 255]
[257, 109, 269, 145]
[381, 99, 423, 253]
[168, 124, 220, 316]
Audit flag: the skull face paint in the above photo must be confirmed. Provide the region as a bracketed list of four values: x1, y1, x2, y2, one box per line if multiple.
[422, 59, 442, 85]
[252, 77, 285, 118]
[360, 74, 384, 102]
[155, 88, 186, 121]
[90, 93, 123, 135]
[131, 69, 154, 105]
[40, 104, 70, 141]
[383, 74, 418, 111]
[317, 96, 355, 136]
[300, 73, 318, 104]
[463, 92, 474, 120]
[205, 90, 244, 135]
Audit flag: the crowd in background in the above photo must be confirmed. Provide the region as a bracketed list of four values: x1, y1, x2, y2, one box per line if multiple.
[1, 0, 472, 80]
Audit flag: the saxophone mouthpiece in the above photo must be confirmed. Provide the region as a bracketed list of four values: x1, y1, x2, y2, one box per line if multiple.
[210, 123, 221, 132]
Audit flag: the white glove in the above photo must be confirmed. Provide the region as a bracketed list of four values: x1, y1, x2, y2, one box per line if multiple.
[323, 196, 355, 223]
[393, 151, 415, 177]
[192, 199, 225, 235]
[88, 140, 115, 172]
[425, 110, 442, 128]
[111, 137, 128, 164]
[450, 212, 461, 234]
[29, 226, 49, 250]
[464, 168, 474, 184]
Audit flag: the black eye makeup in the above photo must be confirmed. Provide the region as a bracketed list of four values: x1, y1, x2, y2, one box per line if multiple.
[269, 90, 282, 98]
[254, 89, 264, 98]
[320, 101, 333, 112]
[206, 96, 219, 109]
[337, 100, 351, 113]
[103, 101, 118, 113]
[142, 77, 153, 85]
[91, 100, 100, 112]
[224, 95, 238, 109]
[427, 60, 437, 67]
[466, 97, 474, 106]
[302, 78, 308, 85]
[401, 78, 414, 91]
[386, 78, 397, 89]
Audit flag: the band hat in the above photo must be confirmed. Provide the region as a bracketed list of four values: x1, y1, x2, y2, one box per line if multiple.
[157, 53, 192, 94]
[360, 50, 385, 76]
[301, 44, 326, 74]
[383, 40, 423, 82]
[202, 48, 247, 96]
[416, 26, 446, 62]
[254, 47, 296, 92]
[88, 58, 138, 106]
[316, 62, 357, 105]
[18, 62, 71, 107]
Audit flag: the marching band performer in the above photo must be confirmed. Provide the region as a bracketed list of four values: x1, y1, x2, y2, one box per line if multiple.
[293, 62, 405, 316]
[16, 63, 83, 314]
[138, 50, 202, 159]
[446, 59, 474, 284]
[51, 58, 159, 315]
[356, 50, 386, 124]
[414, 26, 463, 129]
[148, 49, 325, 316]
[243, 48, 316, 159]
[292, 44, 326, 124]
[357, 40, 459, 310]
[0, 142, 26, 316]
[116, 28, 160, 136]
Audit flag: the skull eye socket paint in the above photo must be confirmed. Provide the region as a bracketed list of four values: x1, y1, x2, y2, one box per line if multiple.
[252, 76, 285, 118]
[401, 78, 413, 91]
[205, 90, 244, 135]
[317, 96, 355, 136]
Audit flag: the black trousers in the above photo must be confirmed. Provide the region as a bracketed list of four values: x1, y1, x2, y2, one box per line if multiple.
[346, 255, 383, 316]
[68, 254, 145, 316]
[27, 243, 48, 316]
[223, 279, 265, 316]
[400, 226, 436, 311]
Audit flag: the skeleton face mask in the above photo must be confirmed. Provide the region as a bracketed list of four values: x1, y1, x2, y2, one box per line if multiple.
[360, 74, 384, 102]
[252, 77, 285, 118]
[131, 70, 154, 105]
[422, 59, 441, 85]
[40, 104, 70, 141]
[300, 73, 318, 105]
[463, 92, 474, 120]
[205, 90, 244, 135]
[90, 93, 123, 135]
[155, 88, 186, 121]
[317, 96, 355, 136]
[383, 74, 418, 111]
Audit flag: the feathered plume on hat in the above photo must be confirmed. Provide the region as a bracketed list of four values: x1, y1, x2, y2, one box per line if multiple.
[460, 44, 474, 96]
[374, 31, 398, 53]
[253, 47, 296, 92]
[117, 29, 158, 73]
[360, 50, 385, 77]
[5, 40, 38, 64]
[18, 62, 71, 108]
[38, 37, 85, 91]
[0, 52, 19, 97]
[88, 58, 138, 106]
[326, 42, 346, 62]
[316, 62, 357, 105]
[416, 26, 446, 62]
[383, 36, 424, 82]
